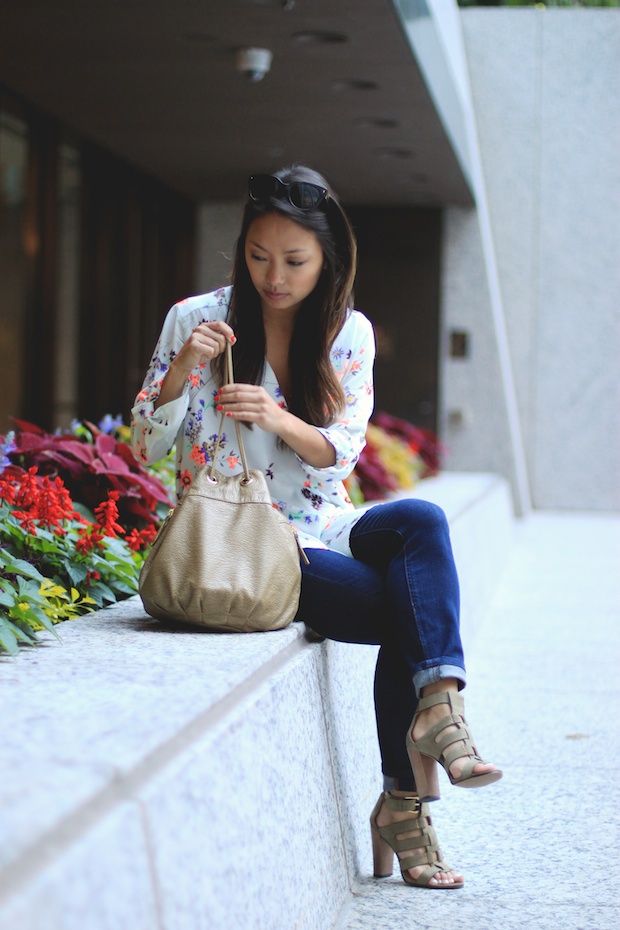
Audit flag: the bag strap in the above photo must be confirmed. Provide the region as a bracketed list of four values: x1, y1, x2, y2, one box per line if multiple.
[208, 341, 252, 483]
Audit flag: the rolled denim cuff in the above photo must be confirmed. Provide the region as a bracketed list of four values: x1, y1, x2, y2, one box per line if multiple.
[413, 665, 466, 699]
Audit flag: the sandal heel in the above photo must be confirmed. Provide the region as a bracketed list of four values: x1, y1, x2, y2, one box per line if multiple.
[406, 741, 441, 802]
[371, 824, 394, 877]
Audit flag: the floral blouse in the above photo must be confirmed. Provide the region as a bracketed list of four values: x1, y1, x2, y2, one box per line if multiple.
[130, 286, 375, 556]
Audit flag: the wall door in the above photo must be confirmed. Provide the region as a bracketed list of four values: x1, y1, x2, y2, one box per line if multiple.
[347, 207, 442, 433]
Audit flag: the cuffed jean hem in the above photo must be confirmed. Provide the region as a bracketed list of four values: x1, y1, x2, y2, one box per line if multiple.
[383, 774, 417, 794]
[413, 664, 466, 698]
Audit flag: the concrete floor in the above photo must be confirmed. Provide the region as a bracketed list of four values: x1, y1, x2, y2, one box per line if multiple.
[337, 510, 620, 930]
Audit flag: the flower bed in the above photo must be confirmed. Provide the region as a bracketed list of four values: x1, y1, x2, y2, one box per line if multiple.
[0, 412, 441, 655]
[0, 418, 174, 655]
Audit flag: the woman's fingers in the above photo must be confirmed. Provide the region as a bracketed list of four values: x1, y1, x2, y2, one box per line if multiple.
[177, 321, 235, 370]
[218, 385, 265, 407]
[216, 385, 282, 431]
[196, 320, 235, 346]
[192, 321, 234, 357]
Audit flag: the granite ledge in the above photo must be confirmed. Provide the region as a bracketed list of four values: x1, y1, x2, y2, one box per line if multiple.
[0, 471, 515, 921]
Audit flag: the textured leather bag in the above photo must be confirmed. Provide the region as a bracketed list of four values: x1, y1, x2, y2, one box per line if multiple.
[139, 342, 302, 632]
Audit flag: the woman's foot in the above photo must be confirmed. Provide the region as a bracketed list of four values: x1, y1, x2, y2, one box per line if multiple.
[371, 791, 463, 888]
[411, 681, 500, 782]
[407, 681, 502, 799]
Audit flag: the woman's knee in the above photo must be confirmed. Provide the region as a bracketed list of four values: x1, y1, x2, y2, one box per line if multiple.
[379, 498, 449, 535]
[350, 498, 452, 567]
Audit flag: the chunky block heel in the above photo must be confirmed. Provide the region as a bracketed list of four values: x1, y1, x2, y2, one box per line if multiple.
[371, 817, 395, 878]
[405, 745, 441, 802]
[369, 792, 463, 889]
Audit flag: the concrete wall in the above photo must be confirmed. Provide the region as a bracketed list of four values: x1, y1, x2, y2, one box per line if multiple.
[195, 200, 242, 295]
[441, 9, 620, 511]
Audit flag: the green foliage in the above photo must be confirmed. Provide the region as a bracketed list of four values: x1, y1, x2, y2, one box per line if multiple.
[0, 418, 171, 655]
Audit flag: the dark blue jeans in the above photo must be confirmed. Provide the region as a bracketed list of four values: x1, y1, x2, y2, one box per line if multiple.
[296, 499, 465, 792]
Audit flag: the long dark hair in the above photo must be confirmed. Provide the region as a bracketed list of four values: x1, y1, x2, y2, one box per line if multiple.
[214, 164, 357, 428]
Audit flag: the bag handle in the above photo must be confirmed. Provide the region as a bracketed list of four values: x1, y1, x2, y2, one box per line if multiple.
[208, 341, 252, 483]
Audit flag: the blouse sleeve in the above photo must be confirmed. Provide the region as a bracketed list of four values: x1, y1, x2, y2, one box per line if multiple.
[130, 291, 228, 466]
[296, 310, 375, 481]
[130, 303, 191, 465]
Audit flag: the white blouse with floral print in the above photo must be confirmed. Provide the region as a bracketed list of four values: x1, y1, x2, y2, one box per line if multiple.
[130, 286, 375, 556]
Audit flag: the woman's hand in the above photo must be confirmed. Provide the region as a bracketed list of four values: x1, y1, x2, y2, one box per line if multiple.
[216, 383, 337, 469]
[216, 384, 285, 434]
[154, 321, 235, 409]
[173, 320, 235, 374]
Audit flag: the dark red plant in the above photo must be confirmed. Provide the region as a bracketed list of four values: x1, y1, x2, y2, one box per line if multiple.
[6, 419, 172, 529]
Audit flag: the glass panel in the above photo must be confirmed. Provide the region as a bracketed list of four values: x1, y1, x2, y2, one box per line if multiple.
[53, 140, 81, 430]
[0, 110, 28, 434]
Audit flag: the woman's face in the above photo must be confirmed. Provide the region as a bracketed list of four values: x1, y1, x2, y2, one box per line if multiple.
[244, 211, 324, 318]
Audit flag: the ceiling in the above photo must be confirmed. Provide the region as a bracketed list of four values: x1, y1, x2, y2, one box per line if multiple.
[0, 0, 472, 206]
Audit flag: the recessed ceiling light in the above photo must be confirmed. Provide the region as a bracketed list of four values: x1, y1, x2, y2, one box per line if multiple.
[354, 117, 400, 129]
[331, 79, 379, 92]
[293, 31, 348, 45]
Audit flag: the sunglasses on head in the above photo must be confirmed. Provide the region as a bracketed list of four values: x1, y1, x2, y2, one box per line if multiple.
[248, 174, 329, 211]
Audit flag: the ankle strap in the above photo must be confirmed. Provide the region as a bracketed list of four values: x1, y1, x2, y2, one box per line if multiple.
[417, 690, 464, 715]
[384, 792, 422, 813]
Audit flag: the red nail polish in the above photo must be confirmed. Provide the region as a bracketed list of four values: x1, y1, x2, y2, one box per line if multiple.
[217, 404, 223, 411]
[225, 412, 232, 417]
[230, 336, 237, 344]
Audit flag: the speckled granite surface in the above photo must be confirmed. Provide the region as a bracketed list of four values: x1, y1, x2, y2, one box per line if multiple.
[337, 511, 620, 930]
[0, 473, 515, 929]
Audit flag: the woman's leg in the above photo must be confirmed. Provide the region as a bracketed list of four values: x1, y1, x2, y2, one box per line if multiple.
[350, 499, 500, 794]
[296, 546, 416, 790]
[349, 498, 465, 695]
[298, 498, 468, 786]
[296, 540, 464, 886]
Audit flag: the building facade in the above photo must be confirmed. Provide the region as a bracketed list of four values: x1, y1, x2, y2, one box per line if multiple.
[0, 2, 618, 511]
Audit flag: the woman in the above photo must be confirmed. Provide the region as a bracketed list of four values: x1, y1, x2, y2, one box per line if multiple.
[131, 165, 501, 890]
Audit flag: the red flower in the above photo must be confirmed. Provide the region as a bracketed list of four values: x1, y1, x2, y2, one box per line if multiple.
[3, 467, 89, 537]
[125, 524, 158, 552]
[0, 477, 17, 504]
[93, 490, 125, 538]
[10, 509, 37, 534]
[76, 526, 106, 554]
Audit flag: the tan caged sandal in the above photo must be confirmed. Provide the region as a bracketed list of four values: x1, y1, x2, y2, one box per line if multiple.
[406, 690, 503, 801]
[370, 792, 464, 889]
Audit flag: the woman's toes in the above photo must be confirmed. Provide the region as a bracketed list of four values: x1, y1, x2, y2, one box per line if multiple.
[450, 757, 498, 780]
[473, 761, 498, 775]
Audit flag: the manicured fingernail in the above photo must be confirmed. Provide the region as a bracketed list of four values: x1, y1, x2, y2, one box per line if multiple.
[217, 404, 223, 411]
[230, 336, 237, 344]
[225, 412, 232, 417]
